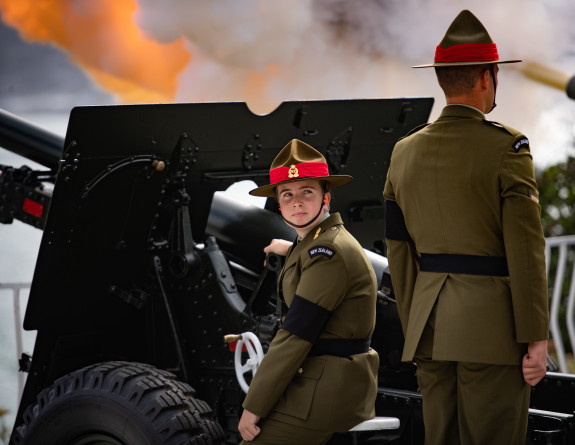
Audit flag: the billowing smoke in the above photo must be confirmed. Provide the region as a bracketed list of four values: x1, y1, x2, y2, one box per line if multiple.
[133, 0, 575, 164]
[0, 0, 573, 164]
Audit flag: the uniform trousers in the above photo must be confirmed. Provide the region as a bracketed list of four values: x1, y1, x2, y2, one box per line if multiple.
[239, 418, 333, 445]
[414, 308, 531, 445]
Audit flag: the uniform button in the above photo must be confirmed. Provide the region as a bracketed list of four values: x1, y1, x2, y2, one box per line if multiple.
[298, 368, 303, 374]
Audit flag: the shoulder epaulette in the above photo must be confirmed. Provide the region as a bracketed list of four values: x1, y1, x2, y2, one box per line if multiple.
[483, 119, 519, 135]
[312, 225, 339, 242]
[397, 123, 430, 142]
[483, 120, 530, 153]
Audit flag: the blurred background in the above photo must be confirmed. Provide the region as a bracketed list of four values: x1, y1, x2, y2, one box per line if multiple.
[1, 0, 574, 438]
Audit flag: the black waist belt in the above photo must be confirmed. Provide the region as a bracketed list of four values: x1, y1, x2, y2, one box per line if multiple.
[308, 338, 371, 358]
[420, 254, 509, 277]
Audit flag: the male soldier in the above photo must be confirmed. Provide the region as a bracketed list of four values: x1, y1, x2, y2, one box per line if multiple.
[383, 10, 549, 444]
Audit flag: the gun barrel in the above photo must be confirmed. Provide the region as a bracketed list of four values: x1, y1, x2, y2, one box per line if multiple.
[206, 192, 295, 272]
[0, 108, 64, 170]
[521, 61, 575, 100]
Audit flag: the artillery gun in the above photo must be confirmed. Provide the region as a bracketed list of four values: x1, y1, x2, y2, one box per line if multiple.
[520, 61, 575, 100]
[0, 99, 574, 444]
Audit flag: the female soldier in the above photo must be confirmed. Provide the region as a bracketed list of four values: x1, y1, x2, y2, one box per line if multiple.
[238, 139, 379, 444]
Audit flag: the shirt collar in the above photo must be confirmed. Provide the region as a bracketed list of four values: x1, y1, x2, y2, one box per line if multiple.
[296, 212, 331, 243]
[452, 103, 485, 117]
[440, 104, 486, 120]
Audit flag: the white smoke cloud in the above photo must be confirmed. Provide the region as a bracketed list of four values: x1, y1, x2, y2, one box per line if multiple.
[135, 0, 575, 166]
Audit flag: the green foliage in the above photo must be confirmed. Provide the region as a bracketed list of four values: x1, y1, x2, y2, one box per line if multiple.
[536, 155, 575, 237]
[536, 154, 575, 357]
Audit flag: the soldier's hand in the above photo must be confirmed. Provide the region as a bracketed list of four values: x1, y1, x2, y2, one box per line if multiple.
[238, 409, 261, 441]
[263, 239, 292, 264]
[522, 340, 547, 386]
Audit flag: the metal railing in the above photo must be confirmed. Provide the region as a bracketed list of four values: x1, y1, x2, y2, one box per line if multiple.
[0, 282, 31, 399]
[545, 235, 575, 373]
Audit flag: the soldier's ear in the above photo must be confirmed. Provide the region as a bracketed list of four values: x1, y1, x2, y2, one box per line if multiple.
[479, 68, 491, 90]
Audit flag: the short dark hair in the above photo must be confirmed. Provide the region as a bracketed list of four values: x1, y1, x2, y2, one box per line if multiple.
[319, 180, 331, 195]
[435, 64, 492, 96]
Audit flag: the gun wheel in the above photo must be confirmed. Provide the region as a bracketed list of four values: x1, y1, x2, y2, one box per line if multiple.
[10, 361, 226, 445]
[234, 332, 264, 394]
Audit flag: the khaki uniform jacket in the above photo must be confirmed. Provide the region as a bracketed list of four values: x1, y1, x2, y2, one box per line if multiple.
[242, 213, 379, 432]
[383, 105, 549, 365]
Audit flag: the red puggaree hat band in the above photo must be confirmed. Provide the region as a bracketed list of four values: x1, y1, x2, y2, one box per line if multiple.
[434, 43, 499, 63]
[269, 161, 329, 185]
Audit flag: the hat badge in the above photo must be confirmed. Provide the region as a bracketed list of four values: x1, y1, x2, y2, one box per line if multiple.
[288, 164, 299, 178]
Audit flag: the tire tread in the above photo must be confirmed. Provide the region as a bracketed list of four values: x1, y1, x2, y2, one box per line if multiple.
[11, 361, 226, 445]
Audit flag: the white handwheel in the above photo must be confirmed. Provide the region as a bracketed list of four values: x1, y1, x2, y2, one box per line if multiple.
[234, 332, 264, 393]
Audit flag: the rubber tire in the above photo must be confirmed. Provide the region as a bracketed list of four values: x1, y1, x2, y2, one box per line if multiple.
[10, 361, 226, 445]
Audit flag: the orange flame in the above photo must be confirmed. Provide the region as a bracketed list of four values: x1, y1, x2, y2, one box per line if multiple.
[243, 65, 279, 115]
[0, 0, 190, 103]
